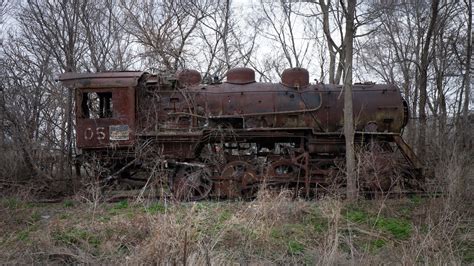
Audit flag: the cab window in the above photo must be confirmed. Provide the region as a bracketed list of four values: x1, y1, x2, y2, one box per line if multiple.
[81, 92, 113, 118]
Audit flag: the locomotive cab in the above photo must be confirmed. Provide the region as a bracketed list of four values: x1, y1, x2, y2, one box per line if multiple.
[58, 72, 143, 150]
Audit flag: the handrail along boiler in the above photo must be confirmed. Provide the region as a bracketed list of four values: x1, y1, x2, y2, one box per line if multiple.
[59, 67, 422, 200]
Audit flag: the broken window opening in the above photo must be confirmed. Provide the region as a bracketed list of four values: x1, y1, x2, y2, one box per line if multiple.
[81, 92, 113, 118]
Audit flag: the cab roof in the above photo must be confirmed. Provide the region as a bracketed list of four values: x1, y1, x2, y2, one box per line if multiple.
[57, 71, 146, 88]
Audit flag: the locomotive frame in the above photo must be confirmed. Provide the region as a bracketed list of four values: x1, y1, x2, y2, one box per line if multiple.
[59, 68, 423, 200]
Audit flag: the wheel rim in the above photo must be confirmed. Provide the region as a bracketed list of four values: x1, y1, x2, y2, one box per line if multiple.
[221, 161, 257, 184]
[172, 166, 212, 201]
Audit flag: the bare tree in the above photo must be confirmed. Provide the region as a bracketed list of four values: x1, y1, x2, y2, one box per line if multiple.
[428, 1, 464, 148]
[417, 0, 440, 158]
[243, 0, 314, 80]
[0, 35, 57, 182]
[196, 0, 236, 79]
[17, 0, 86, 178]
[0, 0, 10, 40]
[119, 0, 208, 72]
[318, 0, 343, 84]
[258, 0, 311, 68]
[195, 0, 257, 81]
[461, 0, 472, 147]
[314, 0, 379, 84]
[359, 0, 467, 149]
[79, 0, 135, 71]
[342, 0, 357, 200]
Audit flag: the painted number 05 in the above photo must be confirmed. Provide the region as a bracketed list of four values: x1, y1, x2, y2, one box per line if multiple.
[84, 127, 106, 140]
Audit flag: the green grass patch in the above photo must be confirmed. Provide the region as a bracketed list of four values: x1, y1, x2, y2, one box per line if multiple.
[53, 228, 101, 249]
[344, 208, 412, 240]
[17, 229, 30, 241]
[63, 199, 75, 208]
[29, 211, 41, 224]
[303, 208, 328, 233]
[461, 243, 474, 264]
[409, 195, 422, 205]
[3, 198, 21, 209]
[271, 224, 307, 240]
[271, 223, 309, 257]
[288, 240, 305, 255]
[25, 202, 37, 208]
[366, 238, 387, 252]
[345, 209, 369, 223]
[218, 209, 232, 223]
[464, 254, 474, 264]
[194, 202, 211, 212]
[113, 200, 129, 210]
[108, 200, 130, 215]
[194, 208, 233, 237]
[373, 217, 411, 239]
[145, 202, 166, 214]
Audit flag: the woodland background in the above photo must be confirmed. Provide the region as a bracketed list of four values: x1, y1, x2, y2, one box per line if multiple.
[0, 0, 472, 197]
[0, 0, 473, 200]
[0, 0, 472, 264]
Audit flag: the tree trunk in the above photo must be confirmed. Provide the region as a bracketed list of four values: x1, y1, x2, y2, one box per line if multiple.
[335, 50, 345, 85]
[222, 0, 231, 70]
[462, 0, 472, 148]
[344, 0, 357, 200]
[319, 0, 337, 84]
[417, 0, 439, 159]
[66, 88, 74, 177]
[402, 74, 413, 144]
[436, 69, 447, 149]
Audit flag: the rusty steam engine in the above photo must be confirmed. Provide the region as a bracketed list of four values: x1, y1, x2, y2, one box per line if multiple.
[59, 67, 422, 200]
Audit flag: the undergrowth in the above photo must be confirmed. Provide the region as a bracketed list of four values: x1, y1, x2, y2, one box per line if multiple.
[0, 190, 470, 264]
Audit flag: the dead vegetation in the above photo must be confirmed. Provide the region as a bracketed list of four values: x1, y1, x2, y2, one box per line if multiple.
[0, 0, 472, 263]
[1, 126, 472, 265]
[0, 185, 471, 265]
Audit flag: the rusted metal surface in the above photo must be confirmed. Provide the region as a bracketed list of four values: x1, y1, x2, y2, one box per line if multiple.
[281, 67, 309, 88]
[226, 67, 255, 84]
[177, 69, 201, 86]
[139, 77, 404, 135]
[58, 71, 145, 88]
[318, 83, 406, 133]
[58, 67, 422, 200]
[393, 135, 423, 170]
[74, 87, 136, 148]
[57, 72, 142, 149]
[172, 166, 212, 201]
[210, 160, 258, 198]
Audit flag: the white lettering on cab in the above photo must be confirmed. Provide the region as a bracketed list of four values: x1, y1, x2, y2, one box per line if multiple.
[84, 127, 106, 140]
[84, 128, 94, 140]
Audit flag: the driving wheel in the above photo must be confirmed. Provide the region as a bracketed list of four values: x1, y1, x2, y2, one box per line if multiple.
[172, 166, 212, 201]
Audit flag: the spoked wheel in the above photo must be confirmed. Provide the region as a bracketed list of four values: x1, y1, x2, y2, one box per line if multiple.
[172, 166, 212, 201]
[220, 161, 258, 198]
[221, 161, 257, 185]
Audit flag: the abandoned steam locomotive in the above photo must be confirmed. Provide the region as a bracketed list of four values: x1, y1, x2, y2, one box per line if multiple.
[59, 67, 422, 200]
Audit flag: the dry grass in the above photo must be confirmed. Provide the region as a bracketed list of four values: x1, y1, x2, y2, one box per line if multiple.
[1, 135, 472, 264]
[0, 188, 471, 265]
